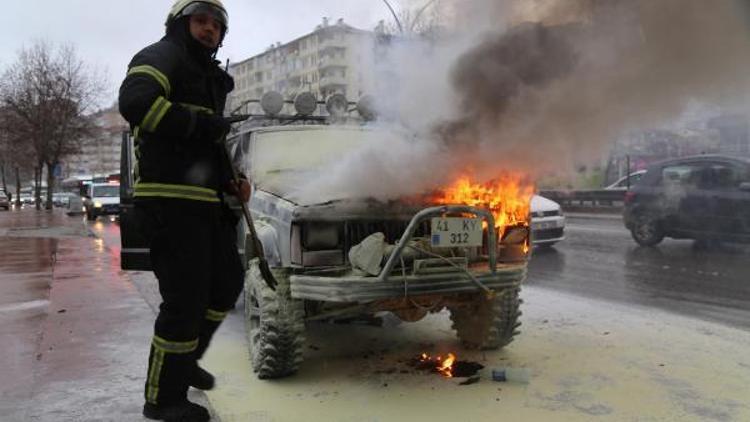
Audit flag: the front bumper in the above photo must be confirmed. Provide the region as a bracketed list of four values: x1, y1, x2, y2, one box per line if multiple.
[95, 204, 120, 215]
[290, 265, 526, 302]
[289, 205, 529, 302]
[531, 216, 565, 245]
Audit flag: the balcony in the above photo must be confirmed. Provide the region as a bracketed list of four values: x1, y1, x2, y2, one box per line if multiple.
[318, 55, 348, 69]
[319, 75, 348, 88]
[317, 37, 346, 51]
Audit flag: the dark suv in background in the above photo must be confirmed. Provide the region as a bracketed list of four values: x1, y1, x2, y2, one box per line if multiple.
[623, 155, 750, 246]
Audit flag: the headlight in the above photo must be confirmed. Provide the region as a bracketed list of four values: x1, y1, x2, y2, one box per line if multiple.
[501, 226, 530, 244]
[303, 223, 340, 250]
[94, 201, 103, 208]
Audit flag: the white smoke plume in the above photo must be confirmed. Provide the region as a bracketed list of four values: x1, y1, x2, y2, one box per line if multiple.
[294, 0, 750, 204]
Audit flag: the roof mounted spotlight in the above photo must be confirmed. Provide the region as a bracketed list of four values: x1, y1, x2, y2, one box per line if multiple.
[326, 94, 348, 117]
[260, 91, 284, 116]
[294, 92, 317, 116]
[357, 95, 377, 121]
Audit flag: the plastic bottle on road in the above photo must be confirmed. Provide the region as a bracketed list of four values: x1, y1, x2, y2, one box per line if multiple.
[492, 367, 531, 383]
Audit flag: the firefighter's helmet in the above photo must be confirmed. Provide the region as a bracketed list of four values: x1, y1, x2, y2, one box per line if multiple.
[166, 0, 228, 31]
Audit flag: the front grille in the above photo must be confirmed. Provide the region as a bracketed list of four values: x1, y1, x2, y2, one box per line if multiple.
[534, 227, 564, 241]
[344, 220, 431, 250]
[534, 210, 560, 218]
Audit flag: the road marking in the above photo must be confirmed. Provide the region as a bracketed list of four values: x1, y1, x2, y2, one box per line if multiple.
[0, 299, 50, 313]
[566, 224, 629, 234]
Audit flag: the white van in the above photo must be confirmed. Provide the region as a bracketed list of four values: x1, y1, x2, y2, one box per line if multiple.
[83, 182, 120, 221]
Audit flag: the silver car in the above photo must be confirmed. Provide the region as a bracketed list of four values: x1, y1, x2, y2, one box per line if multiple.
[530, 195, 565, 247]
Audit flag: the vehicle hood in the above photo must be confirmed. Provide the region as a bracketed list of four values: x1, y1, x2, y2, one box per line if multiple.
[253, 189, 429, 221]
[531, 195, 560, 213]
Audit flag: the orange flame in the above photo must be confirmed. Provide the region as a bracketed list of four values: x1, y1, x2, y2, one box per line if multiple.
[433, 173, 534, 235]
[438, 353, 457, 378]
[420, 352, 457, 378]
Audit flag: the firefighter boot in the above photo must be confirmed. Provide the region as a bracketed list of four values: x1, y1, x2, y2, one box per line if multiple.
[189, 364, 215, 391]
[143, 401, 210, 422]
[189, 317, 221, 390]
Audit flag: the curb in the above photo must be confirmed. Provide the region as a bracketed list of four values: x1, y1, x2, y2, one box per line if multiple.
[565, 212, 623, 221]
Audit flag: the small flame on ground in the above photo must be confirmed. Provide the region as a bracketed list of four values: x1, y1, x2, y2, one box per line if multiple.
[432, 173, 534, 236]
[420, 352, 457, 378]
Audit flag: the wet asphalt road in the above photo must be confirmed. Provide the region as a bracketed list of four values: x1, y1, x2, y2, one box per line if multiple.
[528, 215, 750, 330]
[4, 209, 749, 420]
[92, 213, 750, 331]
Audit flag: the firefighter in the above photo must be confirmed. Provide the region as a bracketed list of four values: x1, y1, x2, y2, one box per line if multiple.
[118, 1, 248, 420]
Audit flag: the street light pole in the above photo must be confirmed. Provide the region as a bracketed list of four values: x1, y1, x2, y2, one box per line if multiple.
[381, 0, 404, 34]
[409, 0, 438, 32]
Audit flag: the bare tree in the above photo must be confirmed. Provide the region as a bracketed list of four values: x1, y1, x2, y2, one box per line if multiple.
[0, 106, 34, 207]
[381, 0, 446, 37]
[0, 41, 106, 210]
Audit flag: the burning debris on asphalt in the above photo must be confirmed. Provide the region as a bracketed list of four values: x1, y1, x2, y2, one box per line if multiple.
[408, 353, 484, 379]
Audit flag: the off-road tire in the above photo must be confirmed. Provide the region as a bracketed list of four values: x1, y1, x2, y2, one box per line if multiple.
[630, 212, 664, 247]
[244, 259, 305, 379]
[449, 287, 522, 350]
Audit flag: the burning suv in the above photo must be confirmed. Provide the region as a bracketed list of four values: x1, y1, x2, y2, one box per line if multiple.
[120, 94, 533, 380]
[228, 119, 532, 379]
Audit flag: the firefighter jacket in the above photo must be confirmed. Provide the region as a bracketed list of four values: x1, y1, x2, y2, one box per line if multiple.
[119, 33, 235, 204]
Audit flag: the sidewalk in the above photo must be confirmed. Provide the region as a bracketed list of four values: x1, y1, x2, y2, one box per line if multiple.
[0, 208, 169, 421]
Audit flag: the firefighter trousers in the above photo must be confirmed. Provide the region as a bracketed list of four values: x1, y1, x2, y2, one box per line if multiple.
[136, 199, 244, 405]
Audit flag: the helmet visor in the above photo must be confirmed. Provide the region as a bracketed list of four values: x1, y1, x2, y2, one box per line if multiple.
[182, 2, 228, 29]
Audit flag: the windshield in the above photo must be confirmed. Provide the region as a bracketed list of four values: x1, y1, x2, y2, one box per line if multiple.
[91, 185, 119, 198]
[248, 127, 404, 199]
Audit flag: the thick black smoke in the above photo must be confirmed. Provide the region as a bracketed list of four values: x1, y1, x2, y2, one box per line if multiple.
[443, 0, 750, 179]
[294, 0, 750, 203]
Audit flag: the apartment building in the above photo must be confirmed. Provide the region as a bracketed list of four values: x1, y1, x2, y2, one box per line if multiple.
[64, 105, 127, 178]
[228, 18, 382, 114]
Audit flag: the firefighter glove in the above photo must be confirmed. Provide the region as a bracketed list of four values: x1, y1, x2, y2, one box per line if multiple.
[193, 112, 231, 145]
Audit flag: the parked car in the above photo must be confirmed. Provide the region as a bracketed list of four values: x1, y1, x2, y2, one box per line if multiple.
[623, 155, 750, 246]
[83, 182, 120, 221]
[0, 195, 9, 210]
[20, 195, 34, 206]
[605, 170, 647, 190]
[53, 193, 74, 208]
[530, 195, 565, 247]
[66, 195, 86, 216]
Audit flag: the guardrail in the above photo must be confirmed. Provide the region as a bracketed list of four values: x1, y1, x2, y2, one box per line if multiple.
[538, 189, 627, 212]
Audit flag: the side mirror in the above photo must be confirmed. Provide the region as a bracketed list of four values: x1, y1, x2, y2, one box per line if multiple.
[739, 182, 750, 192]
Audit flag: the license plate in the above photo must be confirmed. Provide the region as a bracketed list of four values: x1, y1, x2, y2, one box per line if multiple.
[431, 217, 483, 248]
[532, 221, 557, 230]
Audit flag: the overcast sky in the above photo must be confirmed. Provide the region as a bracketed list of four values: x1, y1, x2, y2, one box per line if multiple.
[0, 0, 394, 106]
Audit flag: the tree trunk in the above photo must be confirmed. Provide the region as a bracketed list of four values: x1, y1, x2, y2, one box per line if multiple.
[14, 167, 21, 208]
[34, 165, 42, 210]
[45, 162, 55, 210]
[1, 164, 7, 197]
